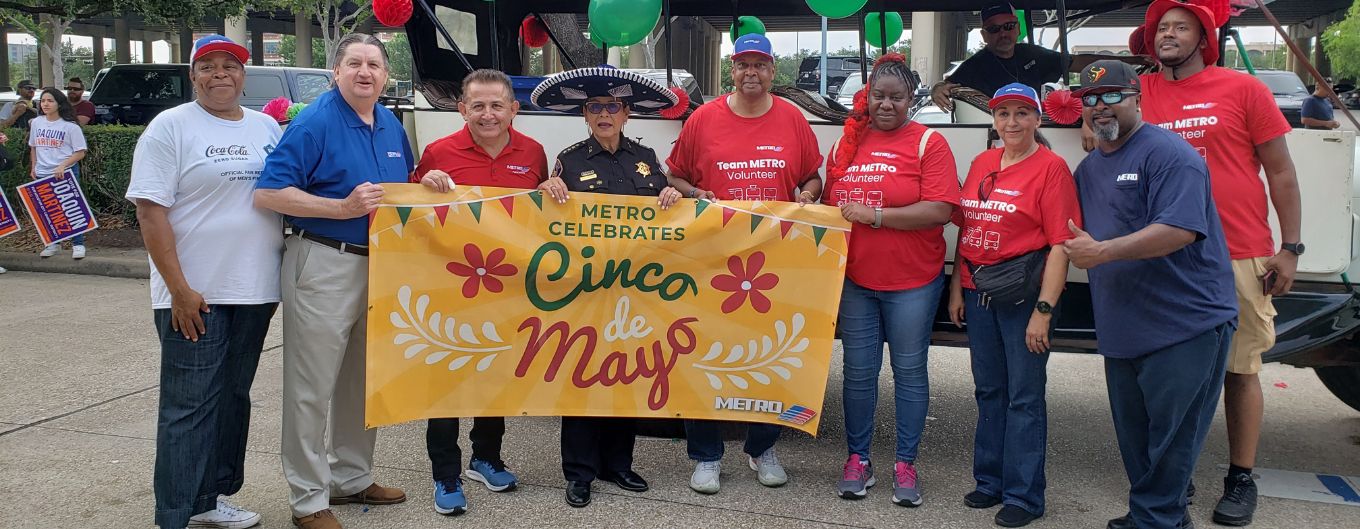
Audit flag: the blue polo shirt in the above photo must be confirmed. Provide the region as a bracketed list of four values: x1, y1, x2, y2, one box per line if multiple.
[1300, 95, 1334, 128]
[256, 87, 413, 245]
[1073, 124, 1237, 359]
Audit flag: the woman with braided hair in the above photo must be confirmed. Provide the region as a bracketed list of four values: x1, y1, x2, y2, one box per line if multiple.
[825, 53, 960, 507]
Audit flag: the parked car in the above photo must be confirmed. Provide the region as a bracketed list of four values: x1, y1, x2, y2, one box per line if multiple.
[90, 64, 333, 125]
[1239, 69, 1309, 128]
[796, 56, 864, 97]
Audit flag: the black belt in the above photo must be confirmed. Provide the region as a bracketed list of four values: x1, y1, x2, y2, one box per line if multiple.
[296, 229, 368, 256]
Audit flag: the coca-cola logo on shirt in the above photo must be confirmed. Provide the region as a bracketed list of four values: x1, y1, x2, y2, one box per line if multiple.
[205, 145, 250, 157]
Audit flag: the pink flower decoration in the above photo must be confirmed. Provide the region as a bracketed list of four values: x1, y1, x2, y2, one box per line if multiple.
[446, 244, 518, 298]
[710, 252, 780, 313]
[262, 97, 292, 123]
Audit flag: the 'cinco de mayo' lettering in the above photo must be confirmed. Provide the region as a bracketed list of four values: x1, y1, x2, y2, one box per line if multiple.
[525, 242, 699, 311]
[514, 316, 699, 410]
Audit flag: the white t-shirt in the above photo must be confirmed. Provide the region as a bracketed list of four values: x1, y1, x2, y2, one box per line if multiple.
[28, 116, 87, 177]
[125, 102, 285, 309]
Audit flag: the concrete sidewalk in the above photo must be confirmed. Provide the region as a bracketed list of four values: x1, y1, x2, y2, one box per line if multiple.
[0, 248, 149, 279]
[1, 272, 1358, 529]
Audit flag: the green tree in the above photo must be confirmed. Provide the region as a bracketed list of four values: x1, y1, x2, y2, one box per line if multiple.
[1322, 0, 1360, 81]
[277, 34, 326, 68]
[269, 0, 371, 67]
[385, 32, 413, 83]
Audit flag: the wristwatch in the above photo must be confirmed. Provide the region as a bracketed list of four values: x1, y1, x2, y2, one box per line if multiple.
[1035, 301, 1054, 315]
[871, 207, 883, 229]
[1281, 242, 1305, 256]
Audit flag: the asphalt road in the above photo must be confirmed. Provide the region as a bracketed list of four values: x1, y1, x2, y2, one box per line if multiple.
[1, 271, 1357, 528]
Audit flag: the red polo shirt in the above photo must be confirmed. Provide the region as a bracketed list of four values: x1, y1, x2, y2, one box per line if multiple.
[413, 126, 549, 189]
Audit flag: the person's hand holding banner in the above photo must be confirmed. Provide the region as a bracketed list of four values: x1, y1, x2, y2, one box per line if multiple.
[365, 184, 852, 434]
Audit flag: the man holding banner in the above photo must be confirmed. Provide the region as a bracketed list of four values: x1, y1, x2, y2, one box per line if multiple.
[531, 64, 681, 508]
[663, 33, 825, 495]
[255, 34, 412, 529]
[411, 68, 548, 516]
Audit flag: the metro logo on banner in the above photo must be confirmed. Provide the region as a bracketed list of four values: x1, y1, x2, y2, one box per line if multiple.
[365, 184, 852, 434]
[15, 169, 97, 245]
[0, 191, 21, 239]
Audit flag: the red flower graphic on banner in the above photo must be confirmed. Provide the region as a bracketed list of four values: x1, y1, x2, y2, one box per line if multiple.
[447, 244, 518, 298]
[711, 252, 780, 313]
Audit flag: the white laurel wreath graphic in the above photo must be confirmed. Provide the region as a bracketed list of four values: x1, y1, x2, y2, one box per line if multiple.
[389, 286, 511, 372]
[692, 313, 810, 390]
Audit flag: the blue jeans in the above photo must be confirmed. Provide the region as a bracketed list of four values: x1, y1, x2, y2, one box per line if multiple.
[964, 289, 1049, 516]
[1106, 322, 1232, 529]
[153, 303, 276, 529]
[838, 273, 943, 463]
[685, 420, 780, 462]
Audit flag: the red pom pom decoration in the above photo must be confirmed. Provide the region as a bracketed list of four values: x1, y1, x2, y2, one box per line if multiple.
[373, 0, 413, 27]
[1043, 90, 1083, 125]
[262, 97, 292, 123]
[659, 86, 690, 120]
[521, 15, 550, 48]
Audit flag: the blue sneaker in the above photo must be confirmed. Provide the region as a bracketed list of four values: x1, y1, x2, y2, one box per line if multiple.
[433, 479, 466, 515]
[466, 459, 518, 492]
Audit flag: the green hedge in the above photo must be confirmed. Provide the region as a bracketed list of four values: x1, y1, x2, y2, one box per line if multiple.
[1, 124, 144, 225]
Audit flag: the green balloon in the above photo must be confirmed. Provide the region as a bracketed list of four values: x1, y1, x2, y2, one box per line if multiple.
[864, 11, 904, 48]
[588, 26, 605, 47]
[806, 0, 868, 19]
[588, 0, 662, 47]
[730, 16, 767, 43]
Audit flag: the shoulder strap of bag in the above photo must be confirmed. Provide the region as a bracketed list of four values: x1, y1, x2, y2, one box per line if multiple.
[918, 127, 936, 161]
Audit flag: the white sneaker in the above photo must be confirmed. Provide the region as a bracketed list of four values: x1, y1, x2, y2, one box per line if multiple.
[0, 266, 6, 273]
[749, 448, 788, 487]
[72, 245, 85, 260]
[689, 460, 721, 494]
[187, 496, 261, 529]
[39, 244, 58, 258]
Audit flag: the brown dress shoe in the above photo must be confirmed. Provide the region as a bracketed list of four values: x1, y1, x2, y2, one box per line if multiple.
[293, 509, 343, 529]
[329, 483, 407, 505]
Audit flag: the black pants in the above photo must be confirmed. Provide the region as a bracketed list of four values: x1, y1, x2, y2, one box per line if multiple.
[561, 417, 636, 482]
[426, 417, 505, 482]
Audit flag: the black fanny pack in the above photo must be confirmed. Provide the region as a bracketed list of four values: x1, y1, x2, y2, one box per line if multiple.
[968, 248, 1049, 306]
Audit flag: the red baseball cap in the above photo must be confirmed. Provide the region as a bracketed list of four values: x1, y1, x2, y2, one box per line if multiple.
[192, 34, 250, 64]
[1143, 0, 1220, 66]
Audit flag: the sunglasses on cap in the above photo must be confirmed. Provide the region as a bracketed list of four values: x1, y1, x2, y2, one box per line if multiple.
[585, 102, 624, 115]
[984, 22, 1018, 34]
[1082, 90, 1140, 107]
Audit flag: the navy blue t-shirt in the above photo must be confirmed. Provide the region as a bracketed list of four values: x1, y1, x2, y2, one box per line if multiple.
[256, 87, 414, 245]
[1300, 95, 1334, 128]
[1073, 124, 1237, 359]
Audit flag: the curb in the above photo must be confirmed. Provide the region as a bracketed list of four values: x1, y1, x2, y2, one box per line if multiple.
[0, 251, 150, 279]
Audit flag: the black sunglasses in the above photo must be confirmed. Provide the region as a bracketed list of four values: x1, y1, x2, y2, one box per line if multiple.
[584, 102, 624, 115]
[978, 171, 1000, 203]
[1082, 90, 1140, 107]
[65, 86, 83, 91]
[984, 22, 1018, 34]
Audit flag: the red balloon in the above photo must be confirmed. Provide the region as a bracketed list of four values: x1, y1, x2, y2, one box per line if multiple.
[373, 0, 413, 27]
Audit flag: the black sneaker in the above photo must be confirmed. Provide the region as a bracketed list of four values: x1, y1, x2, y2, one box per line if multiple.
[964, 490, 1002, 509]
[1212, 473, 1258, 526]
[1187, 478, 1196, 505]
[1108, 513, 1195, 529]
[994, 505, 1040, 527]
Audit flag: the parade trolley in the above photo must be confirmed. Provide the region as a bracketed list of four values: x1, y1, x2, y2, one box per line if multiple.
[391, 0, 1360, 412]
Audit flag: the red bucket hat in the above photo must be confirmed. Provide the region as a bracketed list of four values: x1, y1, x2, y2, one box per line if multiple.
[1143, 0, 1221, 66]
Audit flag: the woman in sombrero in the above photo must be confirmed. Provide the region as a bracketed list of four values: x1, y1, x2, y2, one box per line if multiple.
[529, 65, 681, 508]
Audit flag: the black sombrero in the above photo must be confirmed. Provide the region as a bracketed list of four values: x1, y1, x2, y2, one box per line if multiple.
[530, 65, 678, 114]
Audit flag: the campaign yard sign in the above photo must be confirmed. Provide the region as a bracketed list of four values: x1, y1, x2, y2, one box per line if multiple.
[16, 170, 97, 245]
[0, 191, 20, 239]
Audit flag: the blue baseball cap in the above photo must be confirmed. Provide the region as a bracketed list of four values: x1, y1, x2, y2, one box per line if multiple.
[192, 34, 249, 64]
[989, 82, 1042, 114]
[732, 33, 773, 61]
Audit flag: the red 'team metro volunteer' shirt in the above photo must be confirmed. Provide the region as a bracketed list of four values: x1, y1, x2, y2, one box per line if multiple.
[954, 146, 1082, 289]
[1140, 67, 1292, 259]
[666, 95, 823, 201]
[823, 121, 961, 290]
[413, 125, 549, 189]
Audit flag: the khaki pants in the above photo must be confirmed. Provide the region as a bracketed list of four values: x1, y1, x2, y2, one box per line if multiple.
[279, 235, 376, 517]
[1228, 257, 1277, 375]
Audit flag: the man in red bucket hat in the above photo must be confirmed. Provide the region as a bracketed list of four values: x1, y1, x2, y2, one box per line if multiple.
[1137, 1, 1301, 526]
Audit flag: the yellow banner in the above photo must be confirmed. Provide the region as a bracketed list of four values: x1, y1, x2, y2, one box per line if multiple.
[366, 184, 851, 434]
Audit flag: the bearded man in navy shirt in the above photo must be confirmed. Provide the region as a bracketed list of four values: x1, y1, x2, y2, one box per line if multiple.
[1064, 60, 1238, 529]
